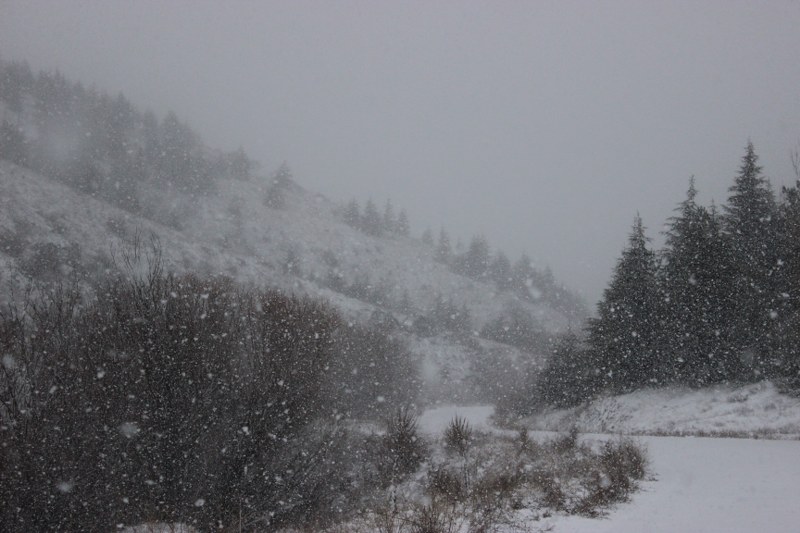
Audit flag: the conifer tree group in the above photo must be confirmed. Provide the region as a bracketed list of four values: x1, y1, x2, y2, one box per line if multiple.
[0, 59, 259, 211]
[544, 142, 800, 403]
[341, 197, 410, 237]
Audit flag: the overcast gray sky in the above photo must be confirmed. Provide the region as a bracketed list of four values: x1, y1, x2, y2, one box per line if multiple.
[2, 0, 799, 303]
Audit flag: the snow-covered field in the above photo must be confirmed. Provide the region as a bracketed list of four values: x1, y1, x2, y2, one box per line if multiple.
[546, 435, 800, 533]
[418, 404, 498, 436]
[418, 394, 800, 532]
[133, 401, 800, 533]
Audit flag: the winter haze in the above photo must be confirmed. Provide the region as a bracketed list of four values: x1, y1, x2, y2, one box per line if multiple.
[5, 2, 800, 532]
[3, 0, 800, 302]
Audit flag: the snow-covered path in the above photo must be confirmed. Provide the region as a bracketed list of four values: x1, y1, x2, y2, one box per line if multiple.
[549, 435, 800, 532]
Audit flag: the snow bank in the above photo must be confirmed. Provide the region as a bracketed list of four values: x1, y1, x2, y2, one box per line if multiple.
[527, 381, 800, 438]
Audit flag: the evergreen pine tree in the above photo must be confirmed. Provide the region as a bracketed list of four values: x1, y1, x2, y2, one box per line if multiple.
[383, 199, 396, 233]
[343, 198, 361, 227]
[458, 235, 490, 279]
[396, 209, 410, 237]
[228, 147, 253, 180]
[435, 228, 452, 264]
[512, 254, 537, 300]
[265, 162, 293, 209]
[490, 251, 513, 291]
[159, 111, 197, 188]
[421, 227, 434, 246]
[362, 199, 383, 236]
[535, 329, 596, 407]
[587, 215, 662, 392]
[722, 142, 779, 378]
[0, 120, 28, 166]
[661, 179, 730, 384]
[773, 176, 800, 385]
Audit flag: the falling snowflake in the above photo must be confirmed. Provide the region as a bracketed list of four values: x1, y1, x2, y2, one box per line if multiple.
[119, 421, 140, 438]
[56, 480, 74, 493]
[1, 354, 16, 370]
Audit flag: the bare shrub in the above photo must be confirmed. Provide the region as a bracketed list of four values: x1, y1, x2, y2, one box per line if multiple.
[470, 468, 522, 521]
[549, 426, 580, 455]
[407, 501, 462, 533]
[575, 438, 649, 516]
[0, 253, 364, 531]
[516, 428, 540, 456]
[364, 430, 647, 531]
[325, 325, 419, 420]
[428, 466, 465, 502]
[530, 470, 566, 511]
[611, 438, 648, 481]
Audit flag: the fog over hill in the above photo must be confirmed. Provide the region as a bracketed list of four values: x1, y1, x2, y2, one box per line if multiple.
[0, 58, 585, 408]
[3, 4, 800, 531]
[3, 1, 799, 301]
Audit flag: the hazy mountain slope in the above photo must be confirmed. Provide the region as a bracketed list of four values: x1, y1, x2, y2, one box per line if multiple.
[0, 158, 579, 401]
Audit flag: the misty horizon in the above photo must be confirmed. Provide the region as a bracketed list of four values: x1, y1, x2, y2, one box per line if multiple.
[2, 0, 800, 302]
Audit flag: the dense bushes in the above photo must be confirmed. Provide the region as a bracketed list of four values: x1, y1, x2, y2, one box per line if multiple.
[355, 428, 648, 532]
[0, 256, 420, 531]
[326, 325, 420, 419]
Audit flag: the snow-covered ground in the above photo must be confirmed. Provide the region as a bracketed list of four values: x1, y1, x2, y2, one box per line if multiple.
[418, 395, 800, 532]
[544, 434, 800, 533]
[418, 404, 498, 436]
[138, 401, 800, 532]
[525, 381, 800, 438]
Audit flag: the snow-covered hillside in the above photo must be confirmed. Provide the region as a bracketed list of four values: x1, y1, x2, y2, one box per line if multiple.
[0, 159, 578, 402]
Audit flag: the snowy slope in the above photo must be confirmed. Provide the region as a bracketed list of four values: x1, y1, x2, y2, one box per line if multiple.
[0, 160, 570, 327]
[523, 380, 800, 438]
[0, 160, 575, 401]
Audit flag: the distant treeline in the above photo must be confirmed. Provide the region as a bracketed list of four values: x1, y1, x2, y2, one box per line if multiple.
[0, 58, 257, 209]
[340, 196, 586, 320]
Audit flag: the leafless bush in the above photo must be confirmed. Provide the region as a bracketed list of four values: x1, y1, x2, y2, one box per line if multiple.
[360, 430, 647, 532]
[325, 324, 419, 420]
[517, 428, 540, 456]
[0, 251, 371, 531]
[572, 438, 649, 516]
[549, 426, 580, 455]
[407, 501, 462, 533]
[530, 470, 567, 511]
[428, 467, 465, 502]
